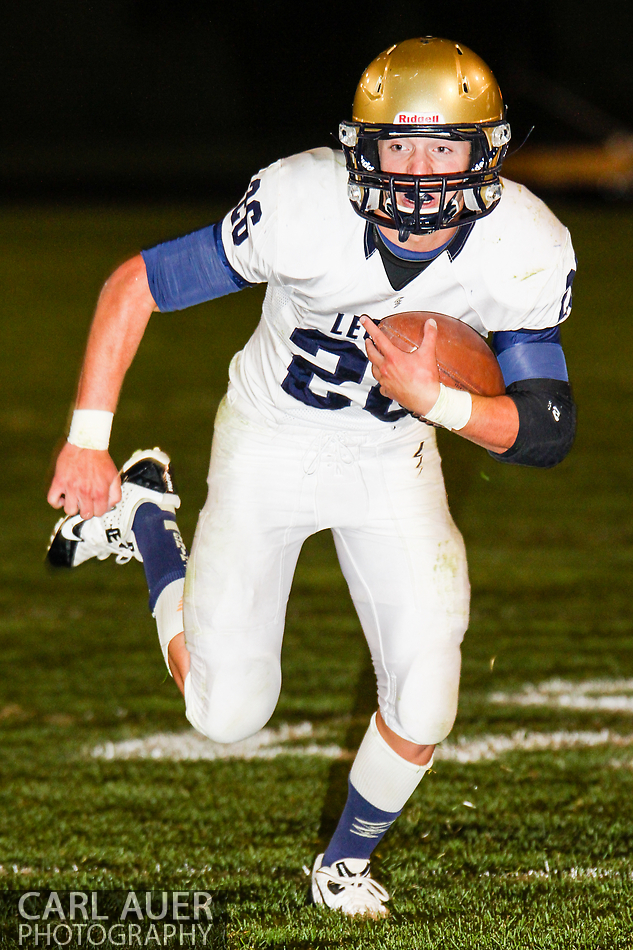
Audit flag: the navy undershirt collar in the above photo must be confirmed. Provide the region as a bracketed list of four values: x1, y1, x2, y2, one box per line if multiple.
[377, 228, 453, 261]
[364, 220, 475, 264]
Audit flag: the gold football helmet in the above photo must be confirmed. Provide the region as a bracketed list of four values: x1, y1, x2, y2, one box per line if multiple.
[339, 38, 511, 238]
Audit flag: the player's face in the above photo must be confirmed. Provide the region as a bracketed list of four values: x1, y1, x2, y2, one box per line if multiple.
[378, 137, 472, 212]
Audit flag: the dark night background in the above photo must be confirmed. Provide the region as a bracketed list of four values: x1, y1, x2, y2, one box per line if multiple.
[2, 0, 632, 202]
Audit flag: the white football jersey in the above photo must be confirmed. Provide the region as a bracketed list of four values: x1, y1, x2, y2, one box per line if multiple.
[221, 147, 576, 431]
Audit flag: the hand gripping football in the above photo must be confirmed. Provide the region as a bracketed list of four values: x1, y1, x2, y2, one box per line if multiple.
[377, 311, 505, 397]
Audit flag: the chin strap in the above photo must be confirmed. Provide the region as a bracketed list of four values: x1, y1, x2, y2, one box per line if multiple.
[387, 192, 462, 239]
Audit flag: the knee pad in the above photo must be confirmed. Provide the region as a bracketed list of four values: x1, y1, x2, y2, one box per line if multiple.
[392, 643, 462, 745]
[185, 654, 282, 744]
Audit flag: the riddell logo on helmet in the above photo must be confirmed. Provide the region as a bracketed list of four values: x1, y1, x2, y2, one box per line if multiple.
[394, 112, 445, 124]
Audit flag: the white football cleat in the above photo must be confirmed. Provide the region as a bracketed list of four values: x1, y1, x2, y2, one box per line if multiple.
[311, 853, 390, 918]
[47, 448, 181, 568]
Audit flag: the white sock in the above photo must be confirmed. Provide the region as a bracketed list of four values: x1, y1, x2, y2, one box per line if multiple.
[349, 712, 433, 813]
[152, 577, 185, 675]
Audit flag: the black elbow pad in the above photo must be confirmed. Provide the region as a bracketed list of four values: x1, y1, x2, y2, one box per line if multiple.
[488, 378, 576, 469]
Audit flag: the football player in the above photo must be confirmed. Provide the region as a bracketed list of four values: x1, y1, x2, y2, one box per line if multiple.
[47, 38, 576, 918]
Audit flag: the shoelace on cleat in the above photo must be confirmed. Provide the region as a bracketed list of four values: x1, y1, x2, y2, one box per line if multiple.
[316, 862, 389, 914]
[115, 544, 138, 565]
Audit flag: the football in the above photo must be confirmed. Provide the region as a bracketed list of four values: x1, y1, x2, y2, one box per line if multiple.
[377, 311, 506, 397]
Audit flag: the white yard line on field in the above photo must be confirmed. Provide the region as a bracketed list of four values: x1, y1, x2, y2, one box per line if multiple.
[90, 722, 633, 764]
[91, 721, 347, 762]
[490, 677, 633, 712]
[3, 862, 631, 880]
[437, 728, 633, 763]
[494, 867, 633, 880]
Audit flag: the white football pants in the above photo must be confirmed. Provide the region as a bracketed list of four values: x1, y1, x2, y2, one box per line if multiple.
[183, 394, 470, 746]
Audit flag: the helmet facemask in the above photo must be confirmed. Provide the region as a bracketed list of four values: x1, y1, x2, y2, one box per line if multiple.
[340, 120, 510, 241]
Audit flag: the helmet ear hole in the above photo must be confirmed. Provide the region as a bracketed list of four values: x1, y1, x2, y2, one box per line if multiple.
[364, 187, 381, 212]
[463, 188, 482, 212]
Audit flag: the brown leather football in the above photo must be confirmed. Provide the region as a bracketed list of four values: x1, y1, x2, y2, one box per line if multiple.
[377, 311, 505, 397]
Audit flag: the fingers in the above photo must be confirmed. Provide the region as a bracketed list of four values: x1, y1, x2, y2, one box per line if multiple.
[359, 314, 442, 416]
[361, 317, 392, 384]
[360, 315, 394, 358]
[81, 466, 118, 519]
[362, 317, 400, 386]
[365, 339, 384, 379]
[46, 480, 65, 511]
[47, 477, 80, 517]
[78, 503, 94, 521]
[422, 317, 438, 349]
[107, 475, 122, 512]
[47, 445, 120, 520]
[360, 314, 379, 337]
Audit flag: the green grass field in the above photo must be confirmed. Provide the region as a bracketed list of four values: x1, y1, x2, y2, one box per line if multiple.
[2, 199, 633, 948]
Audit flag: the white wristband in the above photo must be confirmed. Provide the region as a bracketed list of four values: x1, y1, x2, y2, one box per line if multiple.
[67, 409, 114, 450]
[423, 384, 472, 431]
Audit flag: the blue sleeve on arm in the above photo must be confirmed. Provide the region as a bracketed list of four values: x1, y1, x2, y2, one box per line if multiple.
[492, 327, 569, 386]
[141, 221, 254, 312]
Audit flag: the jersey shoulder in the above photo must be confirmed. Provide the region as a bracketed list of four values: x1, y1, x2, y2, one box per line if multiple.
[464, 178, 576, 331]
[222, 147, 357, 283]
[483, 178, 571, 256]
[245, 145, 345, 209]
[275, 147, 358, 277]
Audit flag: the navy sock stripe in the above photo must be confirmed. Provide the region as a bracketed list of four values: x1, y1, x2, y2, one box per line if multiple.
[132, 503, 188, 612]
[322, 779, 402, 866]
